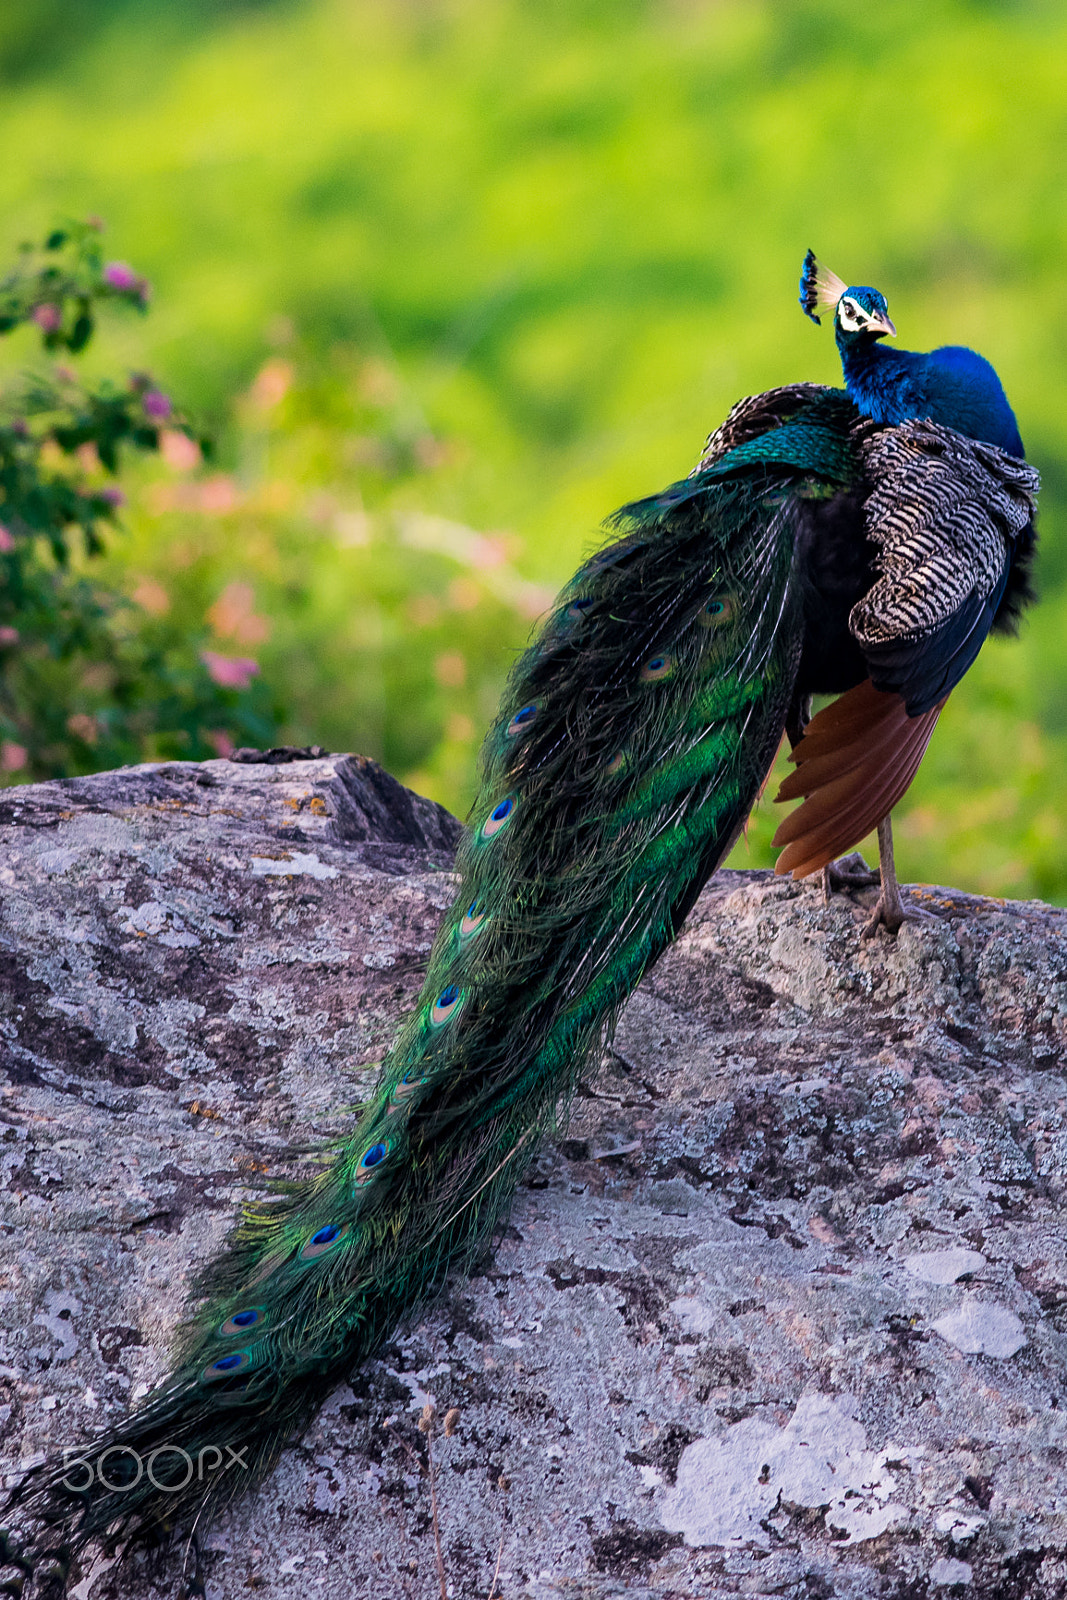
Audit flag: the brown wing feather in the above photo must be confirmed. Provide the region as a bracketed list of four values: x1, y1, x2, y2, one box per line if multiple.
[771, 679, 942, 878]
[775, 697, 917, 800]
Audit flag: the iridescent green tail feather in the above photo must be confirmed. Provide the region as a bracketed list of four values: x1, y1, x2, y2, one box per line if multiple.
[4, 389, 857, 1586]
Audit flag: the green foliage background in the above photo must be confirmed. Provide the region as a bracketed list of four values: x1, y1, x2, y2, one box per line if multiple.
[0, 0, 1065, 899]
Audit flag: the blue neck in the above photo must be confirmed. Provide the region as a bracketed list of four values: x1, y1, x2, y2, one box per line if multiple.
[836, 335, 907, 423]
[835, 330, 1025, 458]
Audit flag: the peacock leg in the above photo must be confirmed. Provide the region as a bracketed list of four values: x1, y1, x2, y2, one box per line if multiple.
[784, 692, 881, 904]
[861, 816, 906, 934]
[861, 815, 937, 937]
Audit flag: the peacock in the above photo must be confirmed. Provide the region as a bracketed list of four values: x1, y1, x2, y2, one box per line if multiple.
[1, 253, 1039, 1594]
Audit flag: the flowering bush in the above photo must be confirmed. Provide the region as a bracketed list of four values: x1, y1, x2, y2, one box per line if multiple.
[0, 222, 282, 782]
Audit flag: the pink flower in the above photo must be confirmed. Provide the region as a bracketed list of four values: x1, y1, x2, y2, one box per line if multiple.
[97, 486, 125, 509]
[0, 525, 14, 553]
[201, 650, 259, 691]
[131, 578, 170, 616]
[207, 582, 270, 646]
[142, 389, 172, 423]
[66, 713, 98, 745]
[198, 475, 238, 515]
[159, 429, 200, 472]
[32, 304, 61, 333]
[434, 651, 467, 688]
[207, 729, 235, 758]
[1, 741, 27, 772]
[249, 358, 293, 411]
[103, 261, 139, 291]
[0, 627, 18, 647]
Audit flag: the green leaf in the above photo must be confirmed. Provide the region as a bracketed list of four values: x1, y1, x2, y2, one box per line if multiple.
[68, 311, 93, 353]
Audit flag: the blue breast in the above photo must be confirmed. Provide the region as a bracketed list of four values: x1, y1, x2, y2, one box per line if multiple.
[841, 342, 1025, 458]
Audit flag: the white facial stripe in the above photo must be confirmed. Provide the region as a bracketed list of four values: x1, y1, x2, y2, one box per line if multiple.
[837, 296, 868, 332]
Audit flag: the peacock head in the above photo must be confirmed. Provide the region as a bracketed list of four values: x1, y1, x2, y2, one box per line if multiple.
[799, 250, 896, 342]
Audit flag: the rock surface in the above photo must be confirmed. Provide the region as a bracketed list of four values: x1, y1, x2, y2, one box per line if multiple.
[1, 753, 1066, 1599]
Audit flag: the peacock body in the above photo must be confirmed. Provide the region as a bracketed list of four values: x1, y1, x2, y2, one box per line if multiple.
[3, 256, 1040, 1591]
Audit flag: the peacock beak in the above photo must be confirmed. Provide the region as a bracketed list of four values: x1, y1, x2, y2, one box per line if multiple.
[869, 309, 897, 338]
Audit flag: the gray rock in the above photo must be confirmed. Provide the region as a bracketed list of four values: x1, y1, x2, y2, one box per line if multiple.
[903, 1246, 988, 1284]
[1, 753, 1066, 1599]
[931, 1301, 1028, 1358]
[930, 1556, 974, 1587]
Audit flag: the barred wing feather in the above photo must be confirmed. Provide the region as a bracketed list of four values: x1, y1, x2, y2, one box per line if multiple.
[851, 420, 1039, 715]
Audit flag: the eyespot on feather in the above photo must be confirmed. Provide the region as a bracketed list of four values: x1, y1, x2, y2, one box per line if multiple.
[605, 751, 627, 775]
[352, 1138, 393, 1186]
[298, 1222, 350, 1263]
[505, 703, 538, 737]
[219, 1307, 265, 1337]
[562, 596, 594, 624]
[480, 795, 516, 839]
[429, 983, 464, 1027]
[640, 654, 674, 683]
[387, 1072, 423, 1110]
[697, 596, 734, 628]
[459, 900, 486, 939]
[202, 1349, 253, 1382]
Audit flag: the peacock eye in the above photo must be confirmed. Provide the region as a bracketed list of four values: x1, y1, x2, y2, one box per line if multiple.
[219, 1306, 265, 1337]
[202, 1350, 253, 1382]
[429, 983, 464, 1027]
[298, 1221, 351, 1261]
[698, 597, 731, 627]
[388, 1072, 423, 1108]
[459, 900, 486, 939]
[506, 704, 538, 737]
[480, 794, 516, 839]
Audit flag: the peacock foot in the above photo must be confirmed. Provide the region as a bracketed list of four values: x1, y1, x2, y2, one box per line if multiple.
[821, 852, 880, 903]
[861, 886, 939, 939]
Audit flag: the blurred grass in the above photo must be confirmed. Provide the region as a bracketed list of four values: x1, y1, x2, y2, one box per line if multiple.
[0, 0, 1066, 896]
